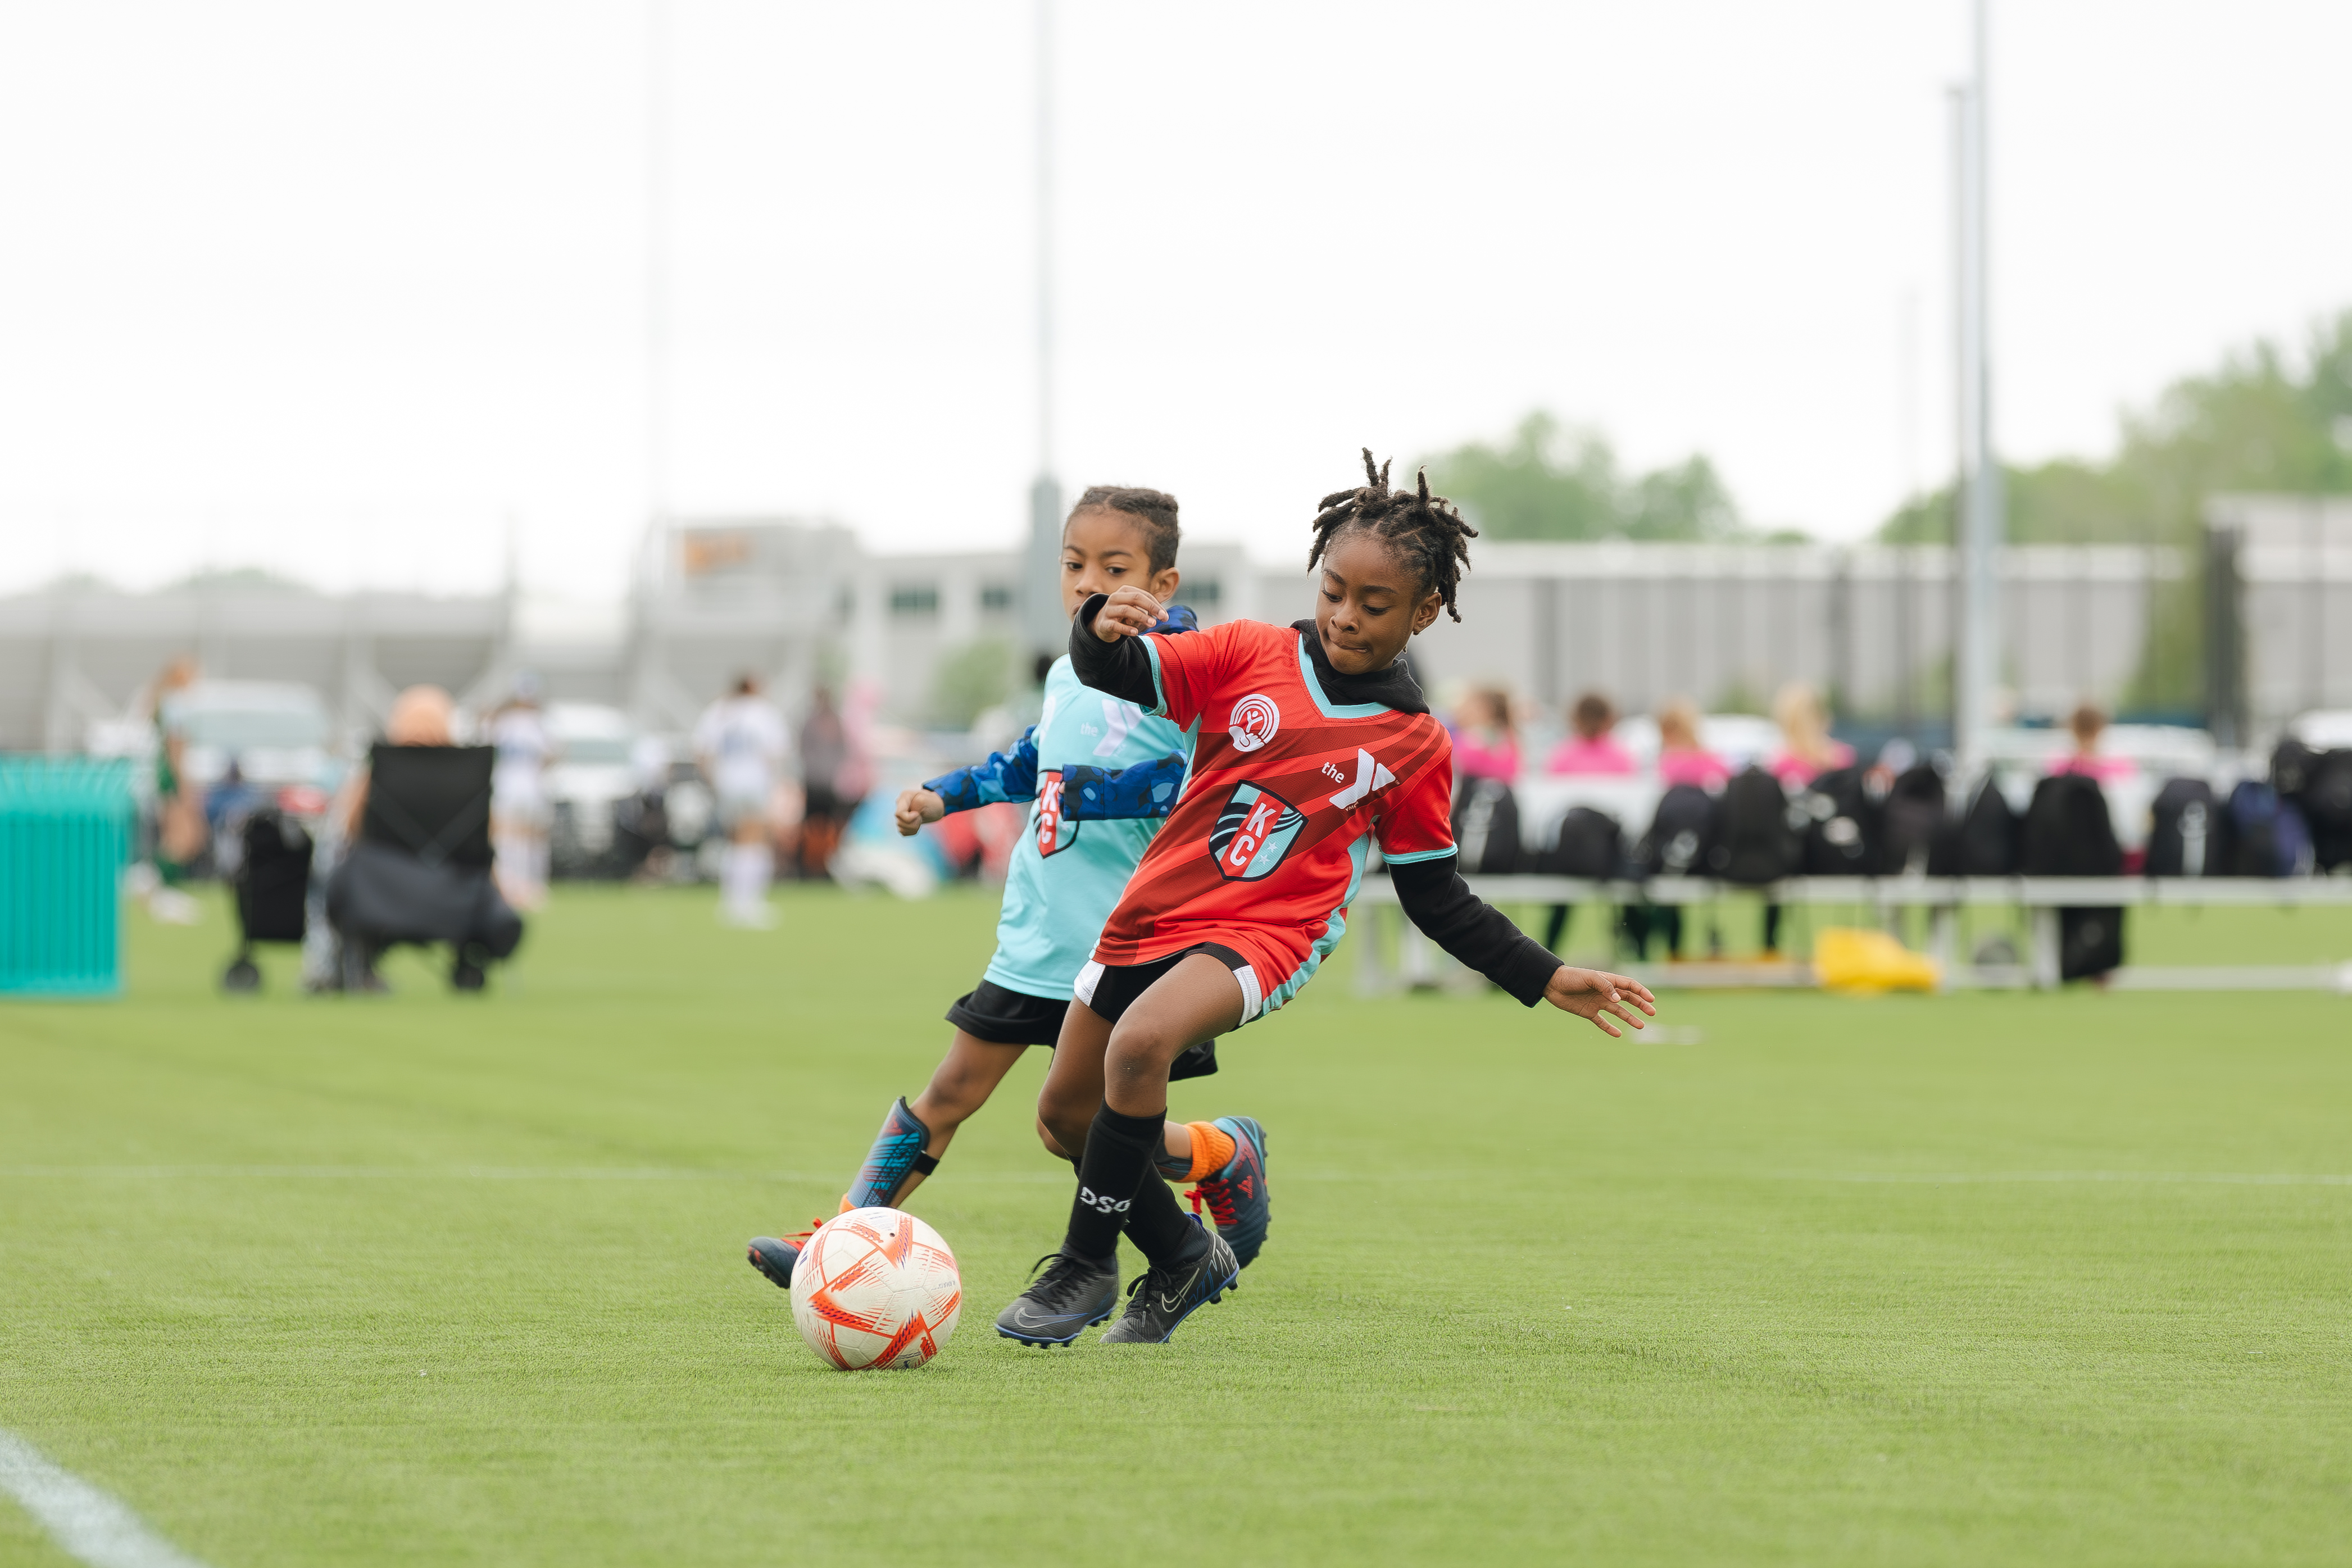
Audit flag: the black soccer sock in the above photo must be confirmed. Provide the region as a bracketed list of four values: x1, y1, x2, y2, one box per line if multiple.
[1120, 1169, 1204, 1266]
[1064, 1103, 1163, 1265]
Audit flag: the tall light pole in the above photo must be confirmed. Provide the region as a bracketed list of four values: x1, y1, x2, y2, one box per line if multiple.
[645, 0, 673, 538]
[1019, 0, 1066, 666]
[1953, 0, 2003, 771]
[628, 0, 673, 728]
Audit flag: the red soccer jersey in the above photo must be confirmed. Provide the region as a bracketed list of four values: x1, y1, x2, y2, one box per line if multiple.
[1089, 618, 1457, 1016]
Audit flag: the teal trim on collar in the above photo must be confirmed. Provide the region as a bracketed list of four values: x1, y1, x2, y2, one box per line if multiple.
[1295, 635, 1393, 719]
[1140, 636, 1170, 717]
[1380, 846, 1457, 865]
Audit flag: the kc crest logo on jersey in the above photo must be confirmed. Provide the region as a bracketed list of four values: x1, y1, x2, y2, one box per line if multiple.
[1032, 771, 1078, 857]
[1227, 693, 1281, 752]
[1209, 781, 1305, 881]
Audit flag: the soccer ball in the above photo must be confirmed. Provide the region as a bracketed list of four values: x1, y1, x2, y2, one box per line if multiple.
[789, 1207, 963, 1370]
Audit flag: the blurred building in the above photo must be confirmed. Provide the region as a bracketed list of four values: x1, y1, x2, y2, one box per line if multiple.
[0, 573, 508, 753]
[1411, 540, 2180, 728]
[3, 500, 2342, 753]
[2205, 494, 2352, 743]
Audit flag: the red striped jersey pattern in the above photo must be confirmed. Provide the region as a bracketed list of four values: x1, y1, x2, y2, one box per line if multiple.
[1091, 619, 1456, 980]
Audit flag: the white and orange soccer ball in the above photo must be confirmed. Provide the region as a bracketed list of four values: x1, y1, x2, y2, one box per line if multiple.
[789, 1207, 963, 1370]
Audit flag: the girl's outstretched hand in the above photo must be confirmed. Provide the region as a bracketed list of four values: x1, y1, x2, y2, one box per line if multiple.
[893, 787, 945, 836]
[1542, 965, 1658, 1037]
[1091, 585, 1163, 642]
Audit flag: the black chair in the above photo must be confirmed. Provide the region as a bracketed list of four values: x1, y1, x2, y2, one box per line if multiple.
[326, 745, 523, 990]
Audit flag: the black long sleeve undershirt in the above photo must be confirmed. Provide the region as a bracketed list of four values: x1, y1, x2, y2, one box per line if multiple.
[1388, 853, 1564, 1007]
[1071, 593, 1561, 1006]
[1069, 593, 1160, 707]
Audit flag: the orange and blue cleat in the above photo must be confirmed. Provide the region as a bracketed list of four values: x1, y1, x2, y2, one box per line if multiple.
[1188, 1115, 1270, 1267]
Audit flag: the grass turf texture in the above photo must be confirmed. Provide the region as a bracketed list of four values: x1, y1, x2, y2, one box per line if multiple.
[3, 887, 2350, 1567]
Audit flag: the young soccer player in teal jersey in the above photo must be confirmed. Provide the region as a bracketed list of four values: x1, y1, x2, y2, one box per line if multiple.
[995, 455, 1657, 1346]
[748, 488, 1270, 1288]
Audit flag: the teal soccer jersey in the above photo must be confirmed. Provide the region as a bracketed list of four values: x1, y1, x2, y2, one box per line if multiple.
[924, 626, 1196, 1000]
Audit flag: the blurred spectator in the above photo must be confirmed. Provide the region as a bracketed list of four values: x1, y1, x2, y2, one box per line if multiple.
[1451, 686, 1520, 781]
[695, 673, 791, 928]
[623, 734, 676, 882]
[1869, 735, 1919, 794]
[1655, 698, 1732, 788]
[2050, 702, 2135, 782]
[322, 684, 461, 992]
[488, 675, 553, 911]
[332, 685, 457, 842]
[145, 655, 206, 922]
[1767, 682, 1852, 788]
[797, 684, 851, 878]
[838, 679, 880, 804]
[1763, 682, 1851, 957]
[1546, 692, 1637, 776]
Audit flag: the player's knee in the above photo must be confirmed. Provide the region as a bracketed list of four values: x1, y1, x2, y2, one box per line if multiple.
[1035, 1085, 1093, 1154]
[1103, 1024, 1180, 1087]
[1034, 1116, 1071, 1162]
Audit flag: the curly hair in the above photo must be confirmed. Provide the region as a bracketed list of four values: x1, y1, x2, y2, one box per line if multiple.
[1307, 449, 1478, 622]
[1069, 485, 1180, 574]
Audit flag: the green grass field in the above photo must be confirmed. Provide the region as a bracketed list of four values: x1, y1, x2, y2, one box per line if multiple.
[4, 885, 2351, 1566]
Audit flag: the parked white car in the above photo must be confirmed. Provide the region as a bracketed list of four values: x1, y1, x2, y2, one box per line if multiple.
[157, 680, 340, 807]
[544, 703, 641, 871]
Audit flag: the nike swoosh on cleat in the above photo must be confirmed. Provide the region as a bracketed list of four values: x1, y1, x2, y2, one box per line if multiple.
[1157, 1265, 1204, 1312]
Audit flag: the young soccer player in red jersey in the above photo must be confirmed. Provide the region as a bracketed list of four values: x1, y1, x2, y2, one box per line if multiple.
[747, 489, 1271, 1293]
[994, 452, 1656, 1347]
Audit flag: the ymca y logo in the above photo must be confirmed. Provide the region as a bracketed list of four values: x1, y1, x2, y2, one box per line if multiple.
[1227, 693, 1280, 752]
[1326, 747, 1397, 810]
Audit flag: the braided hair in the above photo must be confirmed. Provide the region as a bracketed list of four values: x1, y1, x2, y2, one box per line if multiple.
[1307, 449, 1478, 622]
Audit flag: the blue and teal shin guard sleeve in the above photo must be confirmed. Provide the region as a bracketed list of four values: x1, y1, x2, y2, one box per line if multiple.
[846, 1097, 939, 1210]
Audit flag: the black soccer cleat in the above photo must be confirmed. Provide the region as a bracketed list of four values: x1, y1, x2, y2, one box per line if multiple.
[1100, 1219, 1239, 1344]
[994, 1252, 1122, 1347]
[746, 1219, 825, 1289]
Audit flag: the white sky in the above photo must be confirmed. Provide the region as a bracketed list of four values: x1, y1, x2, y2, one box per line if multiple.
[1, 1, 2347, 598]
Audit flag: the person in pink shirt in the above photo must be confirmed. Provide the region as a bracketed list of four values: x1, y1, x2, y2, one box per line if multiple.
[1653, 698, 1731, 789]
[1760, 683, 1852, 957]
[1767, 682, 1853, 788]
[1451, 685, 1520, 782]
[2049, 702, 2136, 783]
[1546, 692, 1637, 776]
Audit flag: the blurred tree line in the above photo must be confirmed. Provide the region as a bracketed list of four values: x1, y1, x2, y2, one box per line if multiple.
[1430, 314, 2352, 718]
[1879, 311, 2352, 711]
[1423, 411, 1803, 543]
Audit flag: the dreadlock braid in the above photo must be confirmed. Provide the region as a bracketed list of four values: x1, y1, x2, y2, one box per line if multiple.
[1307, 448, 1479, 622]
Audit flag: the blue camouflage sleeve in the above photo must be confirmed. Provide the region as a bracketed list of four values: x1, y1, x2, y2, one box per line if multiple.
[924, 728, 1042, 812]
[1062, 751, 1188, 821]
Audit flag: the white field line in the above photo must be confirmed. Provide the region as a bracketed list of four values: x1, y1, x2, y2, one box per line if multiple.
[0, 1165, 1068, 1184]
[1781, 1171, 2352, 1187]
[7, 1165, 2349, 1189]
[0, 1429, 214, 1568]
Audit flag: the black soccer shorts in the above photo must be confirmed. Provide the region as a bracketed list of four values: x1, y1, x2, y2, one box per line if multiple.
[946, 975, 1218, 1079]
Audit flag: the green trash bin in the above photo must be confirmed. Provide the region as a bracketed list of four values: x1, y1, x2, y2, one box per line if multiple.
[0, 757, 134, 997]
